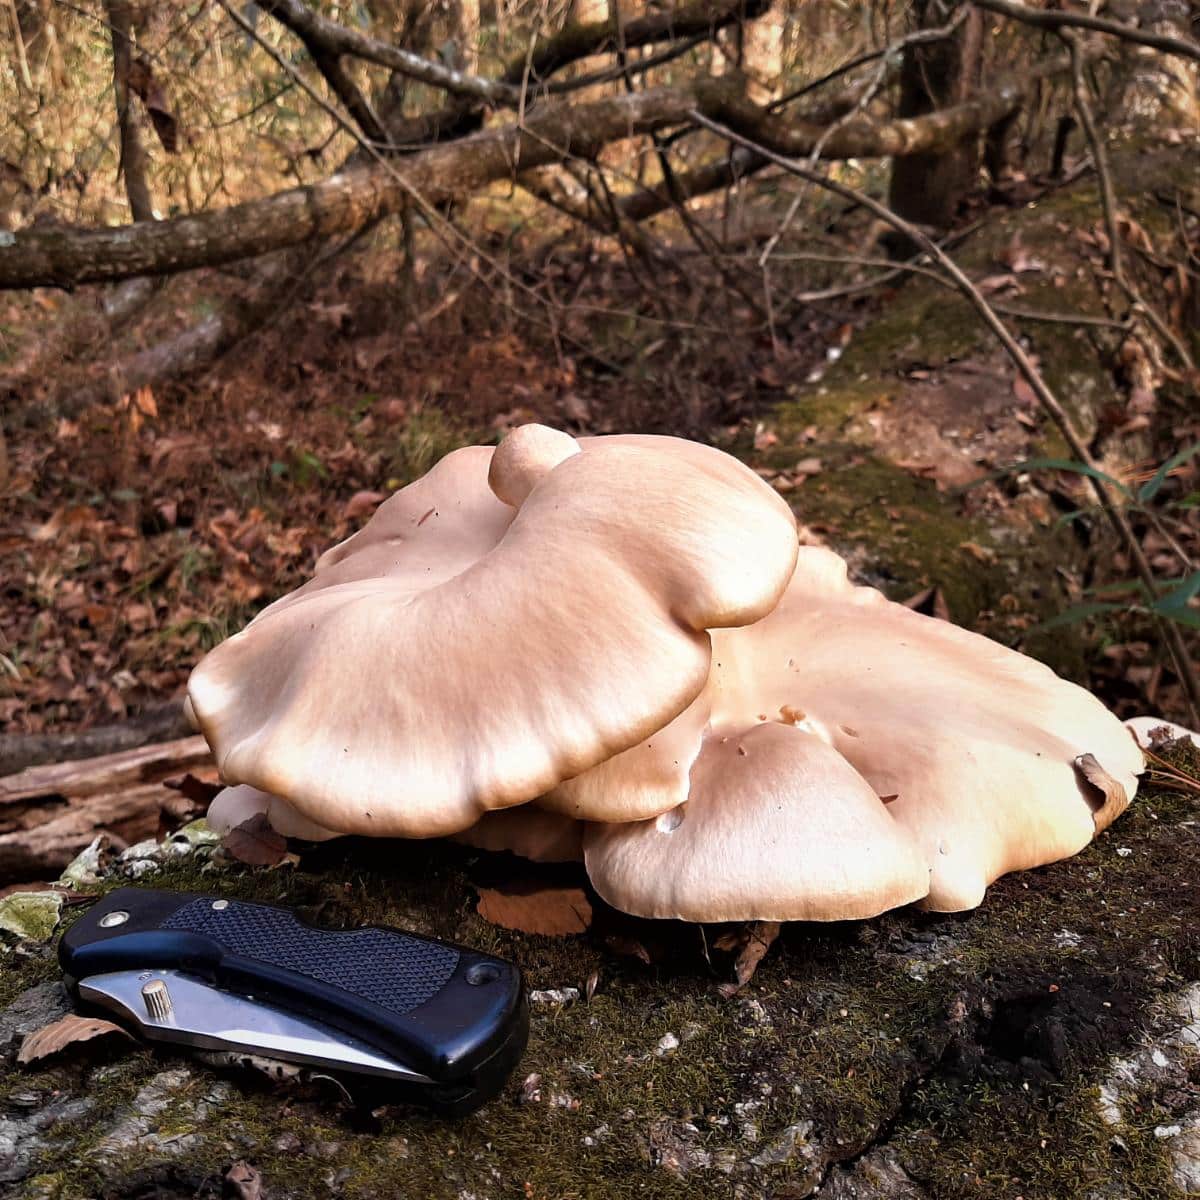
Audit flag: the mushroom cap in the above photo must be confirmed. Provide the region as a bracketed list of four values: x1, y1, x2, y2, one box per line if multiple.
[704, 547, 1144, 911]
[536, 690, 709, 822]
[187, 426, 797, 839]
[573, 545, 1142, 908]
[451, 807, 584, 863]
[488, 423, 580, 507]
[584, 722, 931, 922]
[206, 783, 341, 841]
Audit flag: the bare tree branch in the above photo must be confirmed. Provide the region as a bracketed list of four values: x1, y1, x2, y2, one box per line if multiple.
[695, 61, 1052, 161]
[972, 0, 1200, 63]
[0, 83, 720, 289]
[256, 0, 521, 107]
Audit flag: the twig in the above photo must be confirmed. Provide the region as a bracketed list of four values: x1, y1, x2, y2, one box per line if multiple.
[972, 0, 1200, 63]
[1064, 31, 1194, 370]
[689, 107, 1200, 724]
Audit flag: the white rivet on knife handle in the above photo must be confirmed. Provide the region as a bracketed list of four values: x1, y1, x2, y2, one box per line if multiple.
[142, 979, 172, 1020]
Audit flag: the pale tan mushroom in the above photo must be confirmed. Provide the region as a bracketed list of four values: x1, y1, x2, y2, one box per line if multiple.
[584, 722, 930, 922]
[188, 426, 797, 840]
[206, 783, 341, 841]
[451, 807, 584, 863]
[576, 546, 1143, 912]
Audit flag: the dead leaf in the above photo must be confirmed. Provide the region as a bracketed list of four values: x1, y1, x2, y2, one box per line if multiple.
[753, 424, 779, 451]
[223, 814, 289, 867]
[959, 541, 997, 565]
[997, 236, 1045, 274]
[18, 1015, 131, 1065]
[225, 1161, 263, 1200]
[977, 272, 1020, 296]
[1074, 753, 1129, 830]
[476, 881, 592, 936]
[131, 386, 157, 418]
[1013, 376, 1038, 407]
[126, 57, 180, 153]
[603, 934, 653, 963]
[342, 490, 386, 521]
[718, 921, 781, 996]
[163, 773, 221, 807]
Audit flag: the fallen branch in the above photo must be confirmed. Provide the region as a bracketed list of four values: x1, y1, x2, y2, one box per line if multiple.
[0, 735, 211, 807]
[0, 784, 176, 879]
[0, 83, 713, 289]
[972, 0, 1200, 63]
[0, 735, 215, 881]
[0, 702, 192, 776]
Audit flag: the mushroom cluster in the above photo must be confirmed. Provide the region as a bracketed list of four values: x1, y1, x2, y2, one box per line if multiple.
[192, 425, 1144, 922]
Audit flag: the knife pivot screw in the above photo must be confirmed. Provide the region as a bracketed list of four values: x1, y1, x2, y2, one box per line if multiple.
[466, 963, 501, 986]
[211, 900, 230, 911]
[142, 979, 173, 1020]
[99, 911, 129, 928]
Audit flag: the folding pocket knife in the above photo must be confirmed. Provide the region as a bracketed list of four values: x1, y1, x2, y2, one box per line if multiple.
[59, 887, 528, 1115]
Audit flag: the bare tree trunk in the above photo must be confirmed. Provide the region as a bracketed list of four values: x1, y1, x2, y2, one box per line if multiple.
[104, 0, 155, 222]
[888, 0, 984, 228]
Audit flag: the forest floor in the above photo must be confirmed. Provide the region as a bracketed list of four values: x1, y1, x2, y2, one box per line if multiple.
[1, 736, 1199, 1199]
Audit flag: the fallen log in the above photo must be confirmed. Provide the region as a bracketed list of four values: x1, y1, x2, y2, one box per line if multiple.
[0, 702, 192, 776]
[0, 736, 211, 809]
[0, 736, 215, 882]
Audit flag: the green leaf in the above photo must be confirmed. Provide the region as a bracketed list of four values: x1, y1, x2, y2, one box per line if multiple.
[1137, 444, 1200, 503]
[1157, 606, 1200, 630]
[1035, 601, 1126, 631]
[965, 457, 1132, 499]
[1152, 569, 1200, 615]
[1083, 578, 1149, 598]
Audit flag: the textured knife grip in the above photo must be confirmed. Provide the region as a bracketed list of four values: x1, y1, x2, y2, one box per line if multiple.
[162, 897, 460, 1017]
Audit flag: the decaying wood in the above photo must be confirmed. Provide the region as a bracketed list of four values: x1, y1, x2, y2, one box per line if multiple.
[0, 702, 192, 776]
[0, 735, 211, 807]
[0, 735, 215, 880]
[0, 783, 178, 878]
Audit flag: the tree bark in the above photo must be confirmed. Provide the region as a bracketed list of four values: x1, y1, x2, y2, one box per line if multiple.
[1104, 0, 1200, 131]
[888, 0, 984, 228]
[0, 84, 715, 289]
[104, 0, 155, 223]
[0, 704, 193, 776]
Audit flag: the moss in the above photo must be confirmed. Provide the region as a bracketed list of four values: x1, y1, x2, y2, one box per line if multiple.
[6, 747, 1195, 1200]
[2, 647, 1187, 1166]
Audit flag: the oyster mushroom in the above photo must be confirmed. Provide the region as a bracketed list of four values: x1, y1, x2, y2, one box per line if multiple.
[584, 722, 930, 922]
[190, 425, 797, 840]
[575, 546, 1143, 913]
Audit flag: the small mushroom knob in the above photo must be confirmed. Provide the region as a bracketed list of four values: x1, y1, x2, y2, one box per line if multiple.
[141, 979, 173, 1020]
[489, 424, 580, 507]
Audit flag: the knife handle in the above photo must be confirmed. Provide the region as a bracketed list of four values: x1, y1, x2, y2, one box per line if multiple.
[59, 888, 526, 1085]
